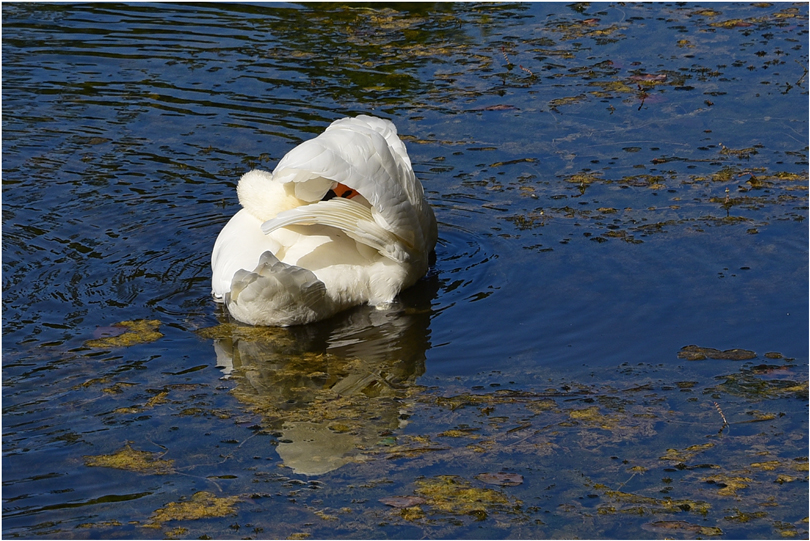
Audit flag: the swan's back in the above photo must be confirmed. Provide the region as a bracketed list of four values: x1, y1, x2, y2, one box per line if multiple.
[272, 115, 436, 251]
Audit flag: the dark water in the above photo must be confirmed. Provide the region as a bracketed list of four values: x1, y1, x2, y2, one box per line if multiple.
[3, 3, 808, 539]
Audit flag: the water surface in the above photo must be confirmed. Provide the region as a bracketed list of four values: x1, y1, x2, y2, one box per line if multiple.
[3, 3, 808, 539]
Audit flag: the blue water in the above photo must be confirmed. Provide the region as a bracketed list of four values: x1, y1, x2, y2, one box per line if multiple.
[3, 3, 808, 539]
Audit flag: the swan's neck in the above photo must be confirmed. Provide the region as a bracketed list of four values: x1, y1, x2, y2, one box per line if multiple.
[237, 170, 305, 222]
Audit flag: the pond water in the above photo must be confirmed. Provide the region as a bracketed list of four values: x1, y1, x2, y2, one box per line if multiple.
[2, 2, 808, 539]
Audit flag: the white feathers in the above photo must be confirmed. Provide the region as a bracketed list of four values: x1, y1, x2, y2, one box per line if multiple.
[270, 115, 434, 248]
[261, 198, 409, 263]
[236, 170, 305, 222]
[225, 251, 333, 327]
[211, 115, 437, 326]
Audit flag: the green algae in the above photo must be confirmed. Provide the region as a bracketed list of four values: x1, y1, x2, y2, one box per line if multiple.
[595, 485, 712, 515]
[677, 345, 757, 361]
[113, 389, 169, 415]
[618, 174, 667, 189]
[568, 405, 620, 429]
[3, 3, 807, 540]
[84, 444, 174, 475]
[196, 322, 293, 344]
[644, 520, 723, 536]
[703, 474, 754, 497]
[67, 352, 807, 538]
[413, 475, 521, 518]
[710, 371, 808, 400]
[145, 491, 242, 527]
[659, 443, 715, 463]
[85, 320, 163, 349]
[549, 94, 589, 112]
[720, 144, 760, 160]
[723, 509, 769, 523]
[564, 172, 602, 186]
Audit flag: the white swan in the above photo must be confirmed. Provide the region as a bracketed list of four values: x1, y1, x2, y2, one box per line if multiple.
[211, 115, 437, 326]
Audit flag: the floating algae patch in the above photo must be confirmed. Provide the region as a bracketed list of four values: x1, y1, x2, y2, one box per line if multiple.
[595, 486, 712, 515]
[229, 352, 408, 426]
[709, 370, 808, 400]
[413, 475, 521, 519]
[438, 429, 480, 439]
[564, 171, 602, 187]
[723, 509, 769, 523]
[643, 520, 723, 536]
[567, 405, 621, 429]
[775, 474, 802, 485]
[659, 443, 715, 463]
[587, 80, 635, 94]
[84, 444, 174, 475]
[548, 94, 589, 112]
[145, 491, 241, 527]
[433, 388, 587, 412]
[719, 144, 760, 160]
[164, 526, 189, 539]
[526, 397, 557, 412]
[384, 434, 450, 460]
[196, 322, 293, 345]
[709, 18, 759, 29]
[113, 389, 170, 415]
[750, 460, 782, 471]
[703, 474, 754, 497]
[677, 345, 757, 361]
[618, 174, 667, 189]
[76, 520, 124, 531]
[85, 320, 163, 348]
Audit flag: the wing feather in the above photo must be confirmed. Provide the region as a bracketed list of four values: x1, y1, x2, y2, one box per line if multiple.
[261, 198, 409, 262]
[270, 116, 424, 246]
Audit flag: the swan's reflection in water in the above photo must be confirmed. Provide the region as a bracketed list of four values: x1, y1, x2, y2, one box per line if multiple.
[204, 275, 438, 475]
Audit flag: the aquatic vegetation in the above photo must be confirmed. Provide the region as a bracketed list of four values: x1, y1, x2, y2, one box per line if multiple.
[2, 2, 806, 540]
[548, 94, 589, 112]
[678, 345, 757, 361]
[595, 486, 711, 515]
[709, 370, 808, 400]
[703, 474, 754, 497]
[723, 509, 769, 523]
[112, 389, 170, 415]
[643, 520, 723, 536]
[145, 491, 242, 527]
[567, 405, 620, 428]
[85, 319, 163, 348]
[196, 322, 293, 344]
[84, 444, 174, 475]
[659, 443, 716, 463]
[28, 348, 810, 538]
[413, 475, 521, 518]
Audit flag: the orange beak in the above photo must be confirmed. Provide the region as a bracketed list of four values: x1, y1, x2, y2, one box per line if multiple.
[332, 183, 359, 199]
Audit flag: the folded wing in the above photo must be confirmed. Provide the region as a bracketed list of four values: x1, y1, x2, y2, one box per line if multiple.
[270, 115, 431, 249]
[261, 197, 410, 263]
